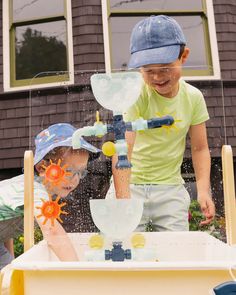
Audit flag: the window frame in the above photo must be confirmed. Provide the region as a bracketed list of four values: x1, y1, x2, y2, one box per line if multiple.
[101, 0, 221, 80]
[3, 0, 74, 92]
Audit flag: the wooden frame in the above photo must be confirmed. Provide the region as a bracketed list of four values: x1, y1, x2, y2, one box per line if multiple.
[222, 145, 236, 246]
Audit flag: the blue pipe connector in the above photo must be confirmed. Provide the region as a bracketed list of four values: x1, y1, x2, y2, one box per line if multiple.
[72, 111, 174, 169]
[105, 242, 131, 261]
[116, 155, 132, 169]
[147, 115, 174, 129]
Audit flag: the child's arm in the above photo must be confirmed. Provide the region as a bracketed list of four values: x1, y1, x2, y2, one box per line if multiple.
[36, 216, 79, 261]
[189, 122, 215, 225]
[112, 131, 136, 198]
[4, 239, 14, 257]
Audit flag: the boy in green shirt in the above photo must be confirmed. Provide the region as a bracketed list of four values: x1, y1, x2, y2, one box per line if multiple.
[112, 15, 215, 231]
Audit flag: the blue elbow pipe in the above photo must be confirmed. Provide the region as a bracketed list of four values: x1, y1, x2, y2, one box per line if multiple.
[147, 115, 174, 129]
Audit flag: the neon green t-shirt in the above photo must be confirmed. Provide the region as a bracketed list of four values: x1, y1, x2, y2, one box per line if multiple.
[124, 79, 209, 185]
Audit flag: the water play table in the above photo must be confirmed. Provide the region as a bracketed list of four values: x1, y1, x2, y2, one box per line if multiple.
[2, 231, 235, 295]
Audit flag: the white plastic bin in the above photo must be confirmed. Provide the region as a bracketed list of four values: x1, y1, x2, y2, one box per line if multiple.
[4, 232, 236, 295]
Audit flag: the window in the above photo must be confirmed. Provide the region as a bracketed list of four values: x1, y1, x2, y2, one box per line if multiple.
[102, 0, 220, 80]
[3, 0, 74, 91]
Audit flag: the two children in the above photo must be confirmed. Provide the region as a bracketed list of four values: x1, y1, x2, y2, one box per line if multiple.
[0, 15, 216, 268]
[112, 15, 215, 231]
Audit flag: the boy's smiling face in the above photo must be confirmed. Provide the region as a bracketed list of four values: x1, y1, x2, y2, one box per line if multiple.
[140, 47, 189, 98]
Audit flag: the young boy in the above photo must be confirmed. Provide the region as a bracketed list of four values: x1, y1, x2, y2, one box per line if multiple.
[0, 123, 100, 267]
[112, 15, 215, 231]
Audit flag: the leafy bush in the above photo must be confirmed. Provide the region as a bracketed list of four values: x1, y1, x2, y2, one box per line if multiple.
[189, 200, 226, 242]
[14, 226, 43, 257]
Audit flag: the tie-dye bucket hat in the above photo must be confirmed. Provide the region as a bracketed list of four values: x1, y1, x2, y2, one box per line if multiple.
[34, 123, 100, 164]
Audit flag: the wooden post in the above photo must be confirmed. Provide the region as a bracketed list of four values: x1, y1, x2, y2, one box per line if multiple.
[221, 145, 236, 245]
[24, 150, 34, 251]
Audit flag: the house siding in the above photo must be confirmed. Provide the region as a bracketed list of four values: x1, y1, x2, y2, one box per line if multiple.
[213, 0, 236, 156]
[0, 0, 235, 173]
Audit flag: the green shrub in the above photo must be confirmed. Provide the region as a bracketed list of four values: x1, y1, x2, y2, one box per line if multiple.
[189, 199, 226, 242]
[14, 226, 43, 257]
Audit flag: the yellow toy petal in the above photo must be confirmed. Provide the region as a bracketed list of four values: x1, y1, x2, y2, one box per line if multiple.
[102, 141, 116, 157]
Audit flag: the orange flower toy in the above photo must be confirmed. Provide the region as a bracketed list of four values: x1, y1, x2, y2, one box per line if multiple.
[36, 159, 71, 226]
[40, 159, 72, 188]
[36, 195, 68, 226]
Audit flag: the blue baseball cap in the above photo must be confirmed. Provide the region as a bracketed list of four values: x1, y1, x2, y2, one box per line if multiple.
[34, 123, 100, 164]
[128, 15, 186, 68]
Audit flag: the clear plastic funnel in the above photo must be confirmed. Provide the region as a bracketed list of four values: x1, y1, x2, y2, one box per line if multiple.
[90, 199, 143, 241]
[90, 72, 143, 113]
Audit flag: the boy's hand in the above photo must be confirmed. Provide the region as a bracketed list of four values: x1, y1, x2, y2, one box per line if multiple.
[197, 194, 215, 226]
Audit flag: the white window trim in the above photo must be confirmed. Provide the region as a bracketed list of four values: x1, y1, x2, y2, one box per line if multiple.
[208, 0, 221, 80]
[102, 0, 221, 81]
[101, 0, 111, 74]
[2, 0, 74, 92]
